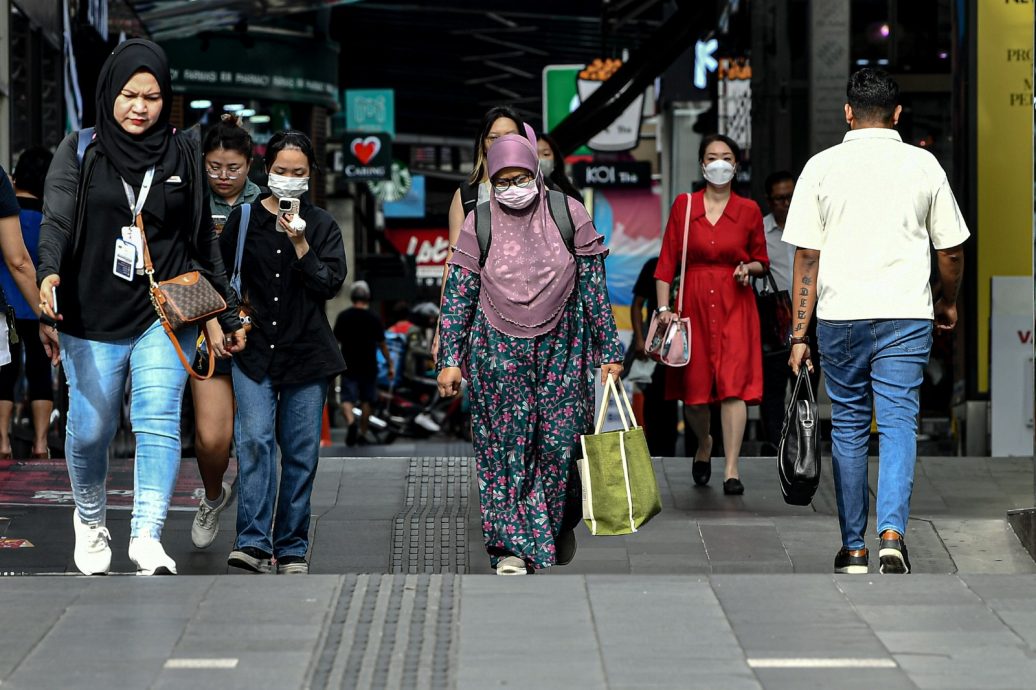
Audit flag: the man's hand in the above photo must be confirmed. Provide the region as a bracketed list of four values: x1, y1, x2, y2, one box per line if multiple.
[438, 366, 462, 398]
[39, 323, 60, 365]
[934, 298, 958, 331]
[788, 343, 814, 376]
[601, 362, 623, 383]
[631, 333, 646, 359]
[224, 328, 247, 354]
[38, 274, 61, 322]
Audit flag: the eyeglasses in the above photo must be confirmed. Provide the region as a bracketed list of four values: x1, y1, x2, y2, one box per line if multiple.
[206, 165, 242, 180]
[768, 194, 793, 203]
[492, 174, 534, 193]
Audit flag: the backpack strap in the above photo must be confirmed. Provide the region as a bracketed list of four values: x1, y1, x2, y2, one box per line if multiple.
[546, 189, 575, 254]
[229, 203, 251, 298]
[76, 127, 95, 167]
[475, 199, 492, 267]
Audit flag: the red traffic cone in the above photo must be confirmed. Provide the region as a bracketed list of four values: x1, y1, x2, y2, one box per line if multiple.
[320, 406, 332, 447]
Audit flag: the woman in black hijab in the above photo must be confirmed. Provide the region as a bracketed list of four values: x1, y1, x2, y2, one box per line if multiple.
[37, 39, 246, 577]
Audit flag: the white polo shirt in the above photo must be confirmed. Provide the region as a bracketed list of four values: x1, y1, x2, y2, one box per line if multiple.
[782, 127, 970, 320]
[762, 213, 795, 292]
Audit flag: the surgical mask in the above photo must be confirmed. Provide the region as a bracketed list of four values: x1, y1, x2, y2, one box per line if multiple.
[268, 173, 309, 199]
[538, 158, 555, 177]
[702, 160, 736, 186]
[495, 184, 538, 210]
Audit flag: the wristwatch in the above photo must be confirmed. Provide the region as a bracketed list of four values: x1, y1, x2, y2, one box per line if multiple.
[788, 335, 810, 346]
[656, 306, 671, 313]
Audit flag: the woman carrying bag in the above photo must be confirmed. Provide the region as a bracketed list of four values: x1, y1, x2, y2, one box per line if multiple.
[653, 134, 769, 496]
[37, 39, 245, 576]
[436, 125, 624, 575]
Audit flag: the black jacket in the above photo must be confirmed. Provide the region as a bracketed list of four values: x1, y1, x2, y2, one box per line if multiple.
[38, 130, 241, 336]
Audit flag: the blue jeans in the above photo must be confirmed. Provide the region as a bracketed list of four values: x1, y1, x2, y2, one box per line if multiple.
[232, 365, 327, 558]
[817, 318, 933, 550]
[61, 319, 196, 538]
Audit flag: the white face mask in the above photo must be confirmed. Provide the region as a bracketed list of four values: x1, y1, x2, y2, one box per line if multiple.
[538, 158, 555, 177]
[702, 160, 736, 186]
[495, 184, 538, 210]
[268, 173, 309, 199]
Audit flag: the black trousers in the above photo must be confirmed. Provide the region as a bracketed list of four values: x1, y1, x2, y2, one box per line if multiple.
[642, 364, 678, 457]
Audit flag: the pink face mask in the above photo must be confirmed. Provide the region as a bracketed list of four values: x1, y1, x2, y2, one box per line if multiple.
[495, 184, 538, 209]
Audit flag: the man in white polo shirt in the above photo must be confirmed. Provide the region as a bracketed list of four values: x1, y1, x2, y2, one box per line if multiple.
[783, 69, 968, 576]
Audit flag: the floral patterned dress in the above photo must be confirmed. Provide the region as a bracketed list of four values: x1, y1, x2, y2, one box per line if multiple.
[438, 255, 624, 569]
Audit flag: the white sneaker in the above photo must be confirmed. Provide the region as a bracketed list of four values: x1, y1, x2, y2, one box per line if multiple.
[414, 412, 441, 433]
[128, 536, 177, 575]
[496, 556, 528, 576]
[72, 510, 111, 575]
[191, 482, 232, 549]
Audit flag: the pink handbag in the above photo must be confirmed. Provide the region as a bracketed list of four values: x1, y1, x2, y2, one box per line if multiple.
[645, 193, 692, 367]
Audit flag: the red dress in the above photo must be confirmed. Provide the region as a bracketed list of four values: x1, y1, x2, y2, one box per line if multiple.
[654, 191, 768, 405]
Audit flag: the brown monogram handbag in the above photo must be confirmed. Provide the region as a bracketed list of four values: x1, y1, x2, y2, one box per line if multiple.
[137, 214, 227, 380]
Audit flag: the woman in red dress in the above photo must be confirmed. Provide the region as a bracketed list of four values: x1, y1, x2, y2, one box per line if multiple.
[654, 134, 768, 495]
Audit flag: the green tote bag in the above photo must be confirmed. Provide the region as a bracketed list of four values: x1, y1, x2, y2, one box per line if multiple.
[578, 374, 662, 536]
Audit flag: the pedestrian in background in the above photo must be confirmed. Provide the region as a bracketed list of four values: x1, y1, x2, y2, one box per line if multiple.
[188, 114, 264, 550]
[432, 105, 525, 360]
[437, 126, 624, 575]
[757, 170, 821, 453]
[536, 132, 582, 200]
[221, 130, 346, 575]
[785, 68, 968, 575]
[334, 280, 394, 446]
[653, 134, 769, 496]
[0, 148, 53, 459]
[37, 39, 245, 576]
[628, 257, 678, 457]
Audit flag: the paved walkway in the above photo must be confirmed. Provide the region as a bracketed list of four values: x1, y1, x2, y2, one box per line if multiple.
[1, 452, 1034, 688]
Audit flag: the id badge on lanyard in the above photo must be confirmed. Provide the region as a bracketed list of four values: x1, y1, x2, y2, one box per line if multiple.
[119, 167, 155, 277]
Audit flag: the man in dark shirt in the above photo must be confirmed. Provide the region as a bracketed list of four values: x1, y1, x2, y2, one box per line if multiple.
[333, 281, 393, 445]
[629, 257, 678, 456]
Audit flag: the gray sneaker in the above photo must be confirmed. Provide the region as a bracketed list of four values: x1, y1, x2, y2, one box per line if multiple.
[191, 482, 232, 549]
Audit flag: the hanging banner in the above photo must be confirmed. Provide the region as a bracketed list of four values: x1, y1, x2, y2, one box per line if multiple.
[384, 228, 449, 280]
[975, 2, 1033, 393]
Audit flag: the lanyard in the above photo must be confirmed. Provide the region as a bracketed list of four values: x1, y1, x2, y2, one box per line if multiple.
[121, 166, 156, 222]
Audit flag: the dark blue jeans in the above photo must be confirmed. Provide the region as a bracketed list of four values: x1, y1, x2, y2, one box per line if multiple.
[817, 318, 933, 550]
[232, 365, 328, 558]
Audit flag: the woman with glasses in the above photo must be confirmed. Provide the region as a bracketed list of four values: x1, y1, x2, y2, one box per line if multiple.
[436, 125, 624, 575]
[187, 114, 263, 551]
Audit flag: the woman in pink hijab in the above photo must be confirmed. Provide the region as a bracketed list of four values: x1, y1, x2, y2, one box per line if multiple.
[436, 125, 624, 575]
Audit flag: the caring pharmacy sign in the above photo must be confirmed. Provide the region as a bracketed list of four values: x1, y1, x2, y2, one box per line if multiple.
[384, 228, 449, 280]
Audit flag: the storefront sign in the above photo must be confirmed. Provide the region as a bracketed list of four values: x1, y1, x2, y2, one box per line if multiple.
[345, 89, 396, 137]
[162, 34, 339, 108]
[384, 228, 449, 280]
[573, 162, 651, 189]
[384, 175, 426, 218]
[340, 132, 392, 180]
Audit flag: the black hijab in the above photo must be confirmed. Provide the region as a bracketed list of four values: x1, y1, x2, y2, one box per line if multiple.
[94, 39, 178, 185]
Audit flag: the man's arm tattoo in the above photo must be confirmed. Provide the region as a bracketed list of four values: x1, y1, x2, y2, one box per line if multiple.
[799, 288, 808, 296]
[797, 310, 806, 319]
[802, 276, 812, 285]
[799, 298, 807, 308]
[795, 323, 804, 332]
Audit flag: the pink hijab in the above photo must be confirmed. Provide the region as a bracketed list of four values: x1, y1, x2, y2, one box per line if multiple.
[450, 124, 606, 338]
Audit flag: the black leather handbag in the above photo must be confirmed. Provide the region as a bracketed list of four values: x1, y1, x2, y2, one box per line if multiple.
[777, 366, 821, 506]
[752, 270, 793, 356]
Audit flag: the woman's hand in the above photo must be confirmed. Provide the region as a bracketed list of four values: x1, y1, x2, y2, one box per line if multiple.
[788, 343, 814, 375]
[279, 213, 310, 258]
[38, 275, 61, 322]
[655, 309, 676, 327]
[430, 327, 440, 361]
[204, 319, 228, 358]
[39, 323, 60, 365]
[733, 262, 752, 286]
[437, 366, 463, 398]
[600, 362, 623, 383]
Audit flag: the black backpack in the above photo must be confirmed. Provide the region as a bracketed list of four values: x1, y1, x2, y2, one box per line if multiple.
[474, 189, 575, 267]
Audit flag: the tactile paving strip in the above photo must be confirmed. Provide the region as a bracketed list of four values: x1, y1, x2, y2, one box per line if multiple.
[391, 457, 472, 574]
[309, 574, 458, 690]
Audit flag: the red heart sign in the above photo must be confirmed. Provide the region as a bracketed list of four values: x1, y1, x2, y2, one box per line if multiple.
[350, 136, 382, 165]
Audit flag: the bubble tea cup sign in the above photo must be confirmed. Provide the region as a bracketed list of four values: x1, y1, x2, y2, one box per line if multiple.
[577, 58, 644, 152]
